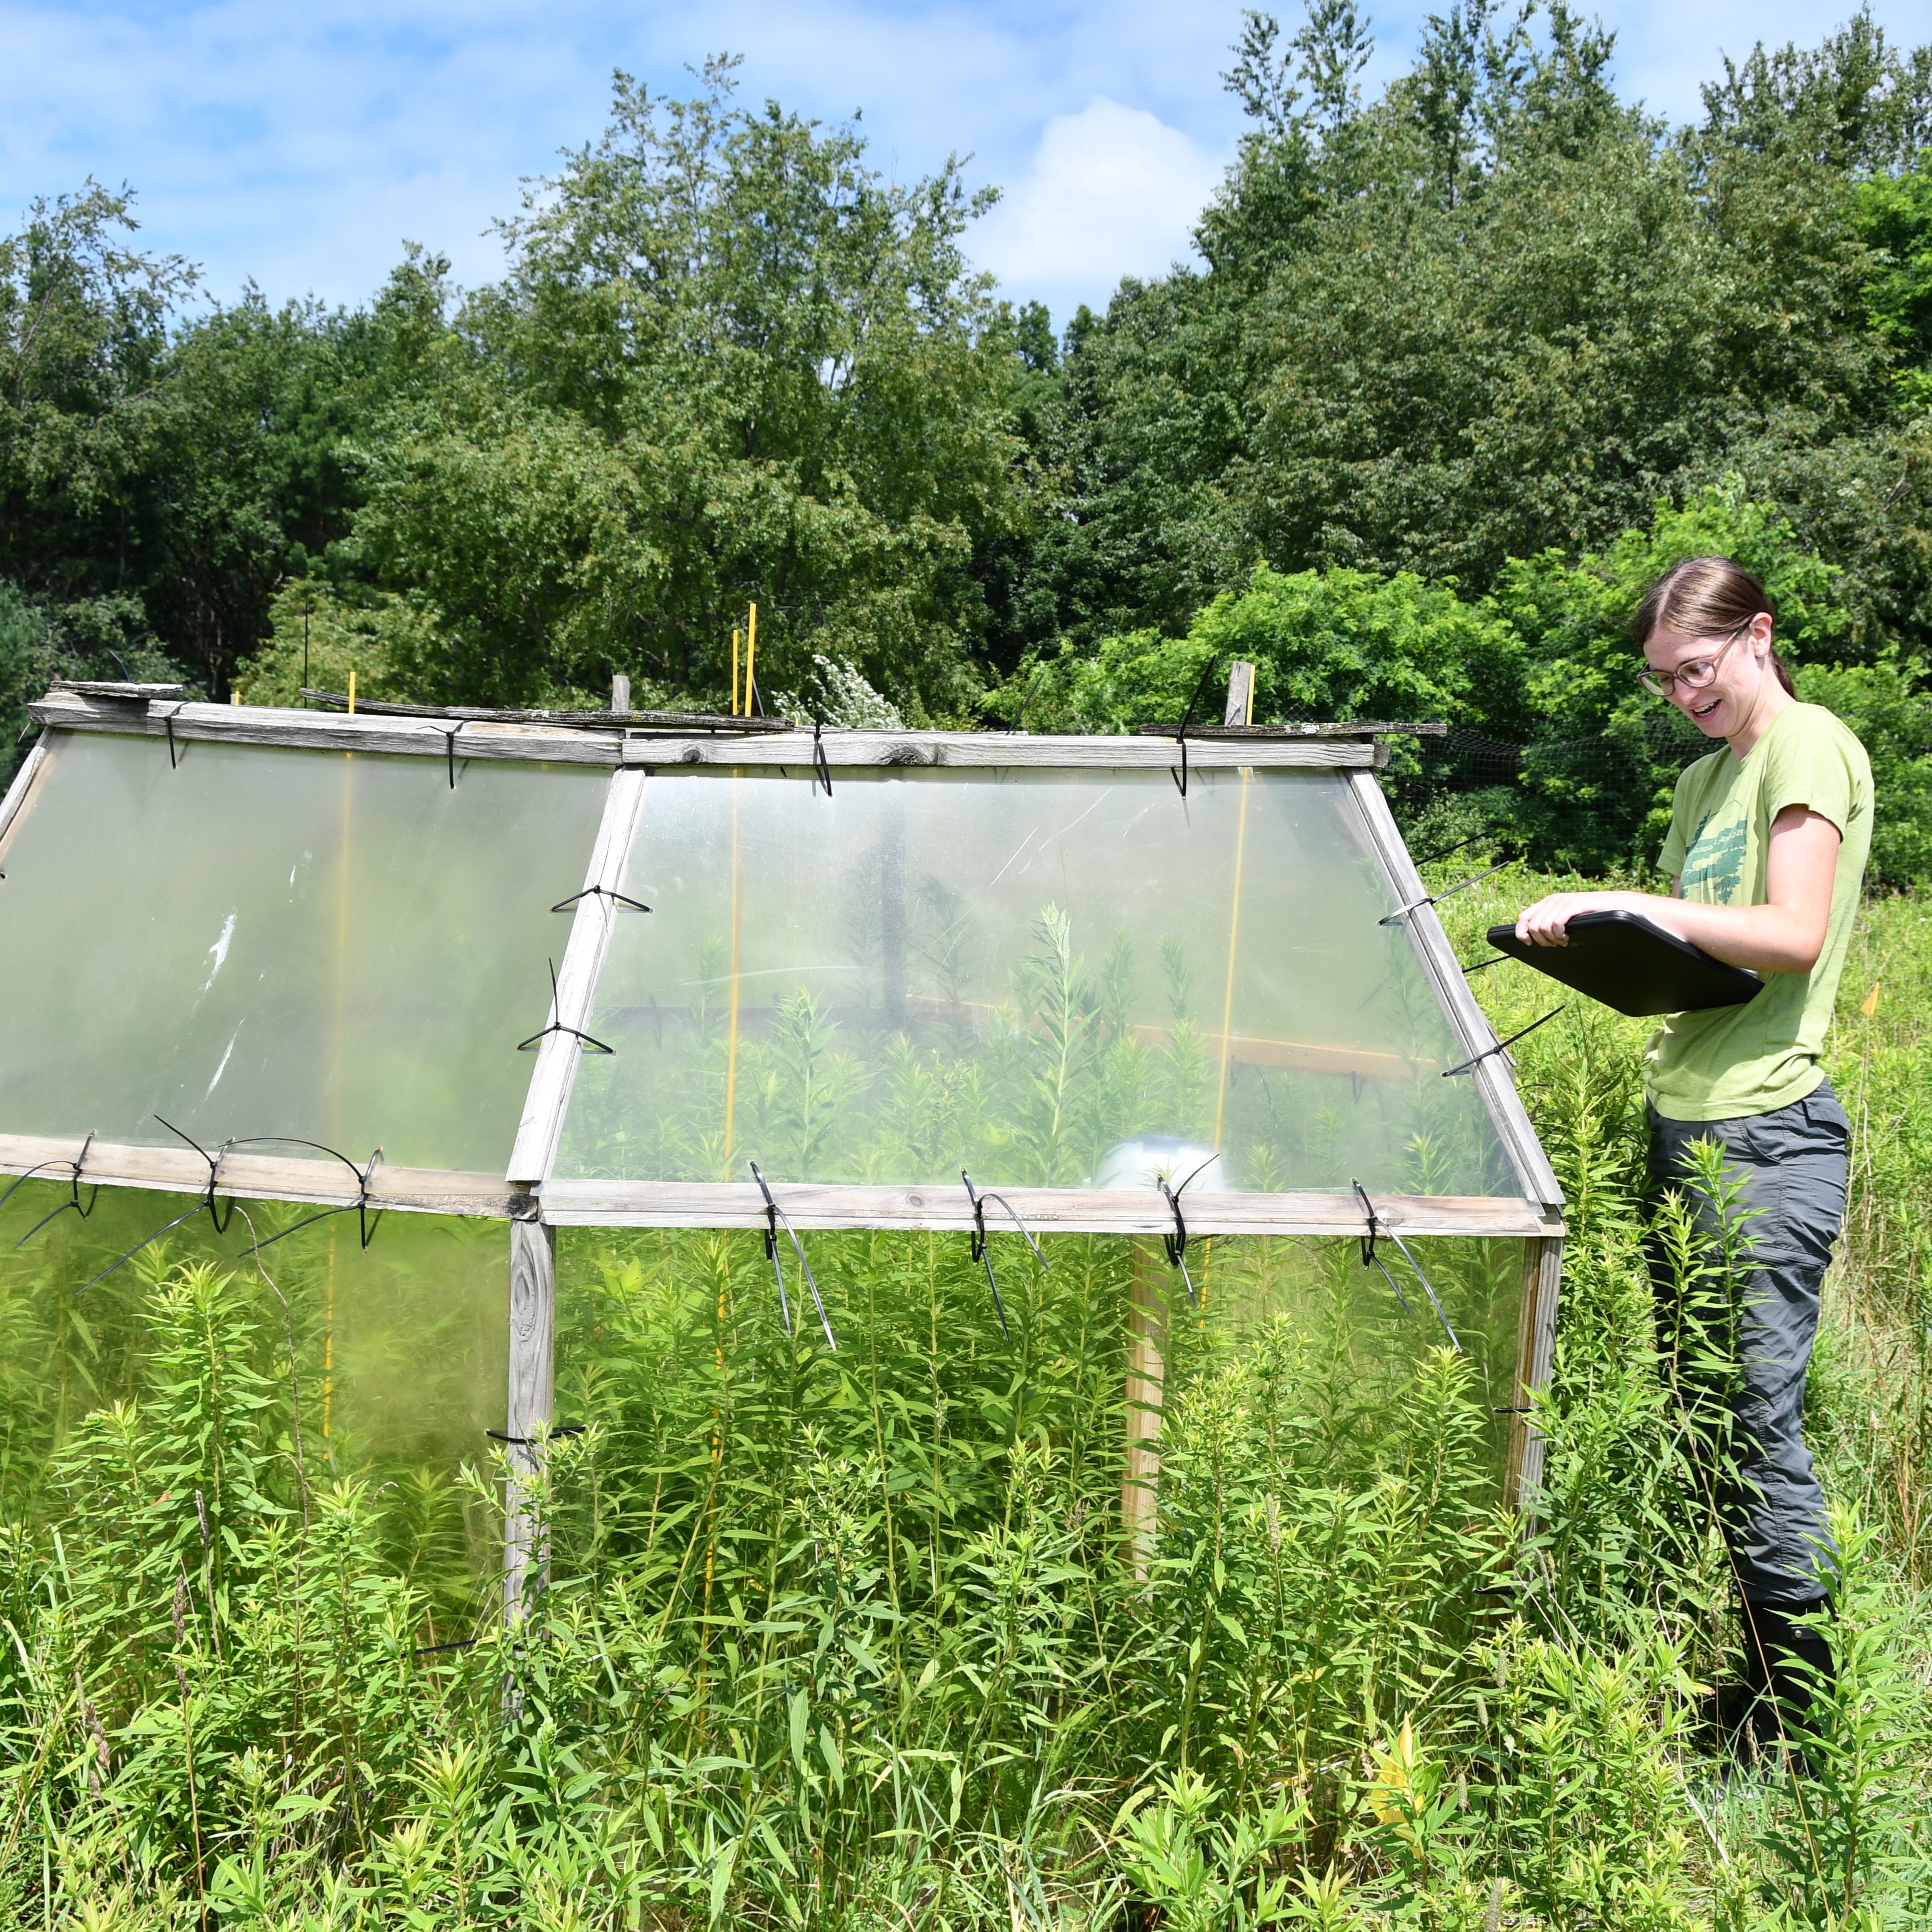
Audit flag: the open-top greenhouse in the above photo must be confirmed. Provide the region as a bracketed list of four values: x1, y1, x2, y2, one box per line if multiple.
[0, 679, 1563, 1618]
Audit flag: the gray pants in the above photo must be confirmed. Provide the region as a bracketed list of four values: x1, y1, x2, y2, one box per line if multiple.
[1646, 1083, 1848, 1607]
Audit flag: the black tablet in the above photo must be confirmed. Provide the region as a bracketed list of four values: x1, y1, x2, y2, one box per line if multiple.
[1484, 910, 1764, 1018]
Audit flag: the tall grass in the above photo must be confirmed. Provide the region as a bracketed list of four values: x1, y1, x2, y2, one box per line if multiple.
[0, 863, 1926, 1928]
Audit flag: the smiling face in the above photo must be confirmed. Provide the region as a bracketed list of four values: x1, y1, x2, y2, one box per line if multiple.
[1643, 611, 1778, 742]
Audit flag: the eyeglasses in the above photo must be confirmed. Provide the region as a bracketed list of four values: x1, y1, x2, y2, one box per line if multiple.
[1637, 631, 1745, 698]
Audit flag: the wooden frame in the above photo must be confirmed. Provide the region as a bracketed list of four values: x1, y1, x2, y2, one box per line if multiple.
[5, 686, 1568, 1553]
[1344, 768, 1562, 1209]
[0, 1132, 516, 1218]
[504, 1215, 556, 1619]
[507, 768, 649, 1187]
[28, 689, 1385, 772]
[537, 1178, 1560, 1239]
[1504, 1235, 1565, 1512]
[0, 734, 47, 847]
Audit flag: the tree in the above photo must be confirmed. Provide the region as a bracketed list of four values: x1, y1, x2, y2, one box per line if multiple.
[353, 60, 1032, 715]
[0, 184, 189, 624]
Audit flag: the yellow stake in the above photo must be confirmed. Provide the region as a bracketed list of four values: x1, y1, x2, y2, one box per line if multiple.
[723, 780, 743, 1168]
[731, 628, 742, 717]
[348, 669, 357, 716]
[1212, 670, 1256, 1153]
[744, 603, 758, 716]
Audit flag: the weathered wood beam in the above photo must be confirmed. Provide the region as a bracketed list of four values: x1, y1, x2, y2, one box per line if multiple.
[0, 1133, 516, 1217]
[536, 1178, 1561, 1240]
[503, 1211, 557, 1622]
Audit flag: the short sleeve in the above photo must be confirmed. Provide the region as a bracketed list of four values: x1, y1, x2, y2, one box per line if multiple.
[1659, 767, 1696, 876]
[1764, 709, 1857, 836]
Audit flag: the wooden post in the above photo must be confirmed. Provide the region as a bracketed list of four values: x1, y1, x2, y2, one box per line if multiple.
[611, 672, 630, 715]
[1120, 657, 1255, 1573]
[1122, 1241, 1166, 1579]
[1224, 659, 1255, 727]
[1504, 1234, 1564, 1516]
[504, 1209, 557, 1622]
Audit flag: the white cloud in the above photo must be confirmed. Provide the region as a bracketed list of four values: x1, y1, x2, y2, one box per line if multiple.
[969, 98, 1226, 321]
[1, 0, 1926, 325]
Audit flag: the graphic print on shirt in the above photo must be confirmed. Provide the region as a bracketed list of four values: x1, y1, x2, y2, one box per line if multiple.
[1680, 806, 1748, 903]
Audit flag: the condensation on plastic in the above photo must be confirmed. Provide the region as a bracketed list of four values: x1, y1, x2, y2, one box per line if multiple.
[553, 764, 1514, 1195]
[0, 732, 607, 1174]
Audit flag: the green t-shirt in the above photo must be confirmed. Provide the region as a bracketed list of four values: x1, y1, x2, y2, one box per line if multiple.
[1645, 702, 1872, 1122]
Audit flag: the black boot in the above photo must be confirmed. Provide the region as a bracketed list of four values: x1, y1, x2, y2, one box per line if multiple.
[1741, 1596, 1834, 1762]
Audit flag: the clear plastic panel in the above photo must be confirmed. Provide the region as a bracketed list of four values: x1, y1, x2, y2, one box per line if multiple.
[0, 1180, 507, 1624]
[0, 733, 608, 1173]
[554, 765, 1513, 1194]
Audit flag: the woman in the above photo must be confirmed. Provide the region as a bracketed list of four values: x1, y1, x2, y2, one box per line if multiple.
[1515, 555, 1872, 1752]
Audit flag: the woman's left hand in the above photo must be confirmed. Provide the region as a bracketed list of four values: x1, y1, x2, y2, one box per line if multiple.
[1515, 890, 1643, 947]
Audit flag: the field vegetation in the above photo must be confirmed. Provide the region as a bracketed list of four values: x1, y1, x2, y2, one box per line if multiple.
[0, 858, 1926, 1929]
[3, 1, 1931, 1924]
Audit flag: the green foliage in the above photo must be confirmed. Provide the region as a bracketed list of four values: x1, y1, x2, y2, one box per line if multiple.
[0, 578, 42, 758]
[6, 11, 1932, 753]
[1854, 153, 1932, 413]
[351, 60, 1026, 717]
[999, 482, 1932, 881]
[238, 577, 441, 708]
[1, 870, 1930, 1926]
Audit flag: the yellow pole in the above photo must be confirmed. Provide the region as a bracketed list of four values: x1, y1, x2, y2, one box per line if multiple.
[744, 604, 758, 716]
[723, 781, 743, 1171]
[348, 669, 357, 716]
[731, 628, 742, 718]
[1212, 670, 1256, 1151]
[325, 735, 356, 1443]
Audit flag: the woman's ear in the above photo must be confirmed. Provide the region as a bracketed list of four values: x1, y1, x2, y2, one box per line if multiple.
[1748, 611, 1775, 657]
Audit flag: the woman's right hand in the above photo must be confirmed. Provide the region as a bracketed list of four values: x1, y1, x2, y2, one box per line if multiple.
[1515, 890, 1640, 947]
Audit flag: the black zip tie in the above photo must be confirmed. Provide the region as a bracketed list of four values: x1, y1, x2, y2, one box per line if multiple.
[487, 1423, 587, 1445]
[155, 1115, 237, 1236]
[810, 713, 833, 797]
[1379, 859, 1514, 926]
[748, 1162, 836, 1350]
[443, 722, 464, 790]
[1413, 833, 1481, 868]
[0, 1158, 70, 1214]
[78, 1198, 209, 1295]
[1156, 1156, 1215, 1307]
[1008, 663, 1046, 733]
[1353, 1179, 1412, 1317]
[517, 958, 615, 1055]
[551, 884, 651, 915]
[414, 1637, 480, 1655]
[0, 1133, 96, 1215]
[1463, 955, 1511, 975]
[1493, 1405, 1533, 1415]
[9, 1132, 100, 1248]
[166, 711, 179, 769]
[1352, 1178, 1460, 1351]
[1441, 1007, 1561, 1078]
[1168, 657, 1220, 799]
[74, 1108, 260, 1294]
[961, 1170, 1049, 1340]
[234, 1142, 386, 1255]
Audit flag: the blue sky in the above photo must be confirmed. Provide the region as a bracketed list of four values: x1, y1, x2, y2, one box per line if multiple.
[2, 0, 1925, 328]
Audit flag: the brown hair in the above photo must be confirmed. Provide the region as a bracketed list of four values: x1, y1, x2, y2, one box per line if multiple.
[1634, 555, 1795, 694]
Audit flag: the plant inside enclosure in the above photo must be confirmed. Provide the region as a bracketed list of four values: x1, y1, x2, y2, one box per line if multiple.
[0, 864, 1927, 1927]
